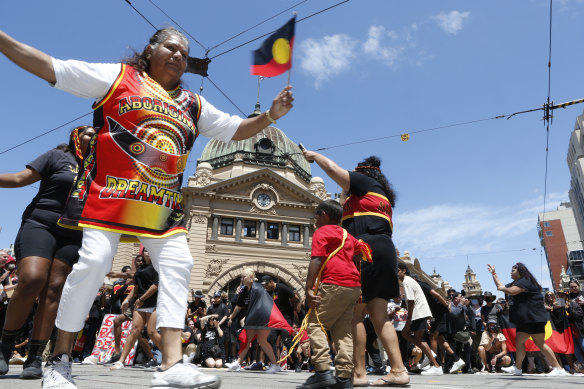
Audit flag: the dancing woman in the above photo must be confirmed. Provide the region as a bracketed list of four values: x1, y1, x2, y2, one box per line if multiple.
[0, 25, 293, 389]
[302, 150, 409, 387]
[0, 126, 94, 379]
[488, 262, 568, 376]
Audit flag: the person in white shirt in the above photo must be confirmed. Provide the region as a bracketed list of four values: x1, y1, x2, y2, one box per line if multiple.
[397, 263, 442, 376]
[0, 26, 293, 389]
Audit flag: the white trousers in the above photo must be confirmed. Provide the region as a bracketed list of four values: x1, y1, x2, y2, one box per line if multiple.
[55, 228, 193, 332]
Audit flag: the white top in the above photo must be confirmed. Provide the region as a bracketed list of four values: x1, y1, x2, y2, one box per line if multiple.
[51, 58, 242, 143]
[402, 275, 432, 321]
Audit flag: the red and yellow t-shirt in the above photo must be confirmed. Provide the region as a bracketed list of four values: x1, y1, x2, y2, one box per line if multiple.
[311, 225, 361, 287]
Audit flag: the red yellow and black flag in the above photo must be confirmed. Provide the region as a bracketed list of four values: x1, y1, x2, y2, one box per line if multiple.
[251, 16, 295, 77]
[499, 311, 574, 354]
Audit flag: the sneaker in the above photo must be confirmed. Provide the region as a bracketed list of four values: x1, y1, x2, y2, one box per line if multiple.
[42, 354, 76, 389]
[150, 359, 220, 389]
[501, 365, 522, 376]
[109, 352, 121, 364]
[109, 361, 124, 370]
[546, 367, 570, 377]
[21, 355, 43, 379]
[301, 370, 336, 389]
[295, 365, 303, 373]
[449, 359, 466, 374]
[479, 366, 488, 373]
[225, 361, 241, 372]
[144, 358, 160, 370]
[0, 342, 14, 375]
[81, 355, 98, 365]
[248, 361, 264, 371]
[421, 365, 444, 376]
[265, 364, 281, 374]
[418, 355, 430, 370]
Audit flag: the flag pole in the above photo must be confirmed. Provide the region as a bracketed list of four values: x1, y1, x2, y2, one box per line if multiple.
[287, 69, 291, 86]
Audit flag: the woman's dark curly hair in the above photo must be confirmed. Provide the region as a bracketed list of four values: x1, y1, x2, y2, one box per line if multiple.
[123, 27, 189, 81]
[355, 156, 396, 207]
[55, 125, 92, 160]
[512, 262, 542, 291]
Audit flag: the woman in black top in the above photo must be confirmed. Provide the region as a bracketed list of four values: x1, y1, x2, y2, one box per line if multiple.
[0, 125, 94, 379]
[488, 262, 567, 376]
[111, 250, 161, 370]
[301, 150, 408, 387]
[567, 279, 584, 364]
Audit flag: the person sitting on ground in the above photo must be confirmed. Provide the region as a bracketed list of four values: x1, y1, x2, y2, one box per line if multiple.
[198, 315, 224, 368]
[478, 319, 511, 372]
[300, 200, 369, 389]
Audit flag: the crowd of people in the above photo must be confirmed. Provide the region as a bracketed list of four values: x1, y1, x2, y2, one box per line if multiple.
[1, 18, 584, 389]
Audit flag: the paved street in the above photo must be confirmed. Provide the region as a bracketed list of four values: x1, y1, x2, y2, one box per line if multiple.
[0, 364, 582, 389]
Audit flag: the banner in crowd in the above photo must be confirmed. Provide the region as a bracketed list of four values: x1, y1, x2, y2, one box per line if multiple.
[499, 311, 574, 354]
[89, 313, 137, 364]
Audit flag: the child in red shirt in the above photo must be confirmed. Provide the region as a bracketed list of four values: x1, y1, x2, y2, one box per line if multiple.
[302, 200, 370, 389]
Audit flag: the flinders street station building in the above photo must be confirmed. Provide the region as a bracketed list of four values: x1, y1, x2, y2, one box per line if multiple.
[109, 115, 446, 301]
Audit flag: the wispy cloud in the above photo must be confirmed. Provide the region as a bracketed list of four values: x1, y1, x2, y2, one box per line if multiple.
[433, 10, 471, 34]
[393, 191, 567, 260]
[298, 34, 358, 88]
[363, 25, 404, 67]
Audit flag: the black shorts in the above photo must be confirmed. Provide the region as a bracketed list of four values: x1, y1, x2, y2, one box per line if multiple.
[410, 317, 428, 332]
[14, 220, 82, 267]
[359, 234, 400, 302]
[516, 322, 546, 334]
[430, 311, 449, 334]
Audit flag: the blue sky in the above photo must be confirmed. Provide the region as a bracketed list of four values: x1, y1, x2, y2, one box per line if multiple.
[1, 0, 584, 294]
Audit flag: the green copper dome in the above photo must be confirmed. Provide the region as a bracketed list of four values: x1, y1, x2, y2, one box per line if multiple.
[199, 126, 312, 182]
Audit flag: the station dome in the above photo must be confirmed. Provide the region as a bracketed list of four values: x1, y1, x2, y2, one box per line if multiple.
[199, 125, 312, 183]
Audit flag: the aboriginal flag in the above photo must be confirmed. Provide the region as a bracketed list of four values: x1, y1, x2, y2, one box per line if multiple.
[498, 311, 574, 354]
[243, 282, 293, 332]
[251, 17, 295, 77]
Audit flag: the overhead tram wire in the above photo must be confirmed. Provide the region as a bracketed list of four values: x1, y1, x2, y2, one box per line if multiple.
[124, 0, 158, 30]
[147, 0, 207, 53]
[0, 112, 93, 156]
[207, 0, 309, 53]
[540, 0, 554, 281]
[206, 77, 246, 117]
[210, 0, 351, 60]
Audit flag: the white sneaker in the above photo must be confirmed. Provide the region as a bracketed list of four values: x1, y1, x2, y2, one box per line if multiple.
[501, 365, 522, 376]
[109, 361, 124, 370]
[225, 360, 241, 371]
[449, 359, 465, 374]
[265, 364, 281, 374]
[547, 367, 570, 377]
[421, 365, 444, 376]
[151, 359, 220, 389]
[42, 354, 77, 389]
[81, 356, 98, 365]
[419, 355, 430, 369]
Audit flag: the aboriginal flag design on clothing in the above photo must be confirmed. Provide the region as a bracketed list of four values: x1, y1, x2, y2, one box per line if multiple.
[244, 282, 292, 332]
[59, 65, 201, 238]
[498, 311, 574, 354]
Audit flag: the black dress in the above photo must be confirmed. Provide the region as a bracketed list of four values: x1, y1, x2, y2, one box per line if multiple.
[342, 171, 399, 301]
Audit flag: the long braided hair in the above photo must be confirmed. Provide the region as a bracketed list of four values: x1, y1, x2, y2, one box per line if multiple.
[355, 156, 396, 207]
[55, 125, 91, 162]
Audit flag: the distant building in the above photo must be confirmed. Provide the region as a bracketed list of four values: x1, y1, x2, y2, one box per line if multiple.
[462, 265, 482, 297]
[538, 202, 584, 290]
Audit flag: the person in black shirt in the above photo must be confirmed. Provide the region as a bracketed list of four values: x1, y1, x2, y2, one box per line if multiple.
[262, 275, 301, 371]
[187, 290, 207, 320]
[0, 126, 94, 379]
[110, 251, 161, 370]
[488, 262, 568, 376]
[198, 315, 224, 368]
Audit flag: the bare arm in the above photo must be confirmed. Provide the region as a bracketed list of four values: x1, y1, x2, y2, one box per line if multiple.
[302, 151, 350, 192]
[0, 30, 56, 83]
[305, 256, 324, 308]
[487, 264, 525, 295]
[231, 86, 294, 140]
[0, 168, 41, 188]
[429, 288, 449, 309]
